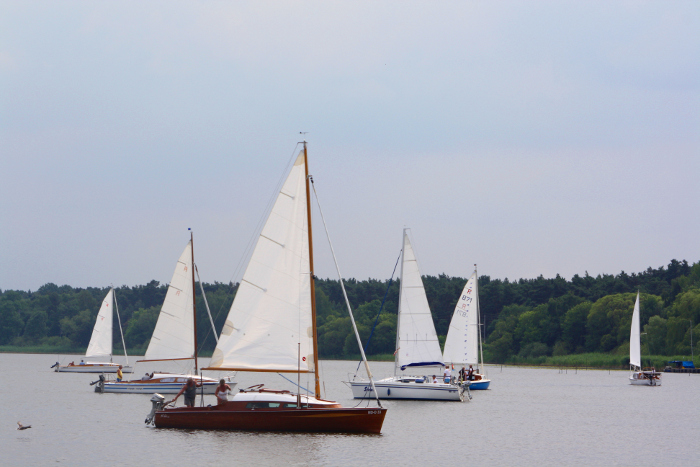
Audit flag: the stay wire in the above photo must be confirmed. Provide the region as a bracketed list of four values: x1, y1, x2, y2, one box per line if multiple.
[353, 249, 402, 378]
[199, 144, 303, 350]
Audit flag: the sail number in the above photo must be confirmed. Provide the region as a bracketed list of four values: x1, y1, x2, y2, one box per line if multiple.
[367, 410, 382, 415]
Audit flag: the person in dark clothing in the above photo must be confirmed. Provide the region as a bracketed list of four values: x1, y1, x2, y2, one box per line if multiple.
[168, 377, 202, 407]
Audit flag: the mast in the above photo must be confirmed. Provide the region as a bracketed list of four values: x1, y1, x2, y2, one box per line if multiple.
[476, 264, 484, 374]
[395, 229, 406, 376]
[191, 230, 199, 376]
[304, 141, 321, 399]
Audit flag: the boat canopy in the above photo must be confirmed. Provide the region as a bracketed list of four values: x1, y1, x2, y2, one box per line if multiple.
[668, 360, 695, 369]
[400, 362, 445, 371]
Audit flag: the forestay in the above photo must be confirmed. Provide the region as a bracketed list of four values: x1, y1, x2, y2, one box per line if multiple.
[142, 242, 195, 362]
[629, 292, 641, 369]
[85, 289, 114, 359]
[443, 271, 479, 366]
[209, 151, 314, 372]
[396, 230, 443, 371]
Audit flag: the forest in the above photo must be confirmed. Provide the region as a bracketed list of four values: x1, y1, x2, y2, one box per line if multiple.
[1, 259, 698, 367]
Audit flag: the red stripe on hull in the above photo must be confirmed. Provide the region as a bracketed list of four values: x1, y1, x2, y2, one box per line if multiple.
[154, 406, 386, 434]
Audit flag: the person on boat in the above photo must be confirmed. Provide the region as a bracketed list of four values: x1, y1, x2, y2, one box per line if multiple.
[79, 360, 85, 365]
[68, 361, 75, 366]
[443, 365, 452, 384]
[169, 377, 202, 407]
[467, 365, 475, 381]
[459, 366, 467, 383]
[141, 373, 150, 381]
[215, 379, 232, 406]
[116, 365, 123, 382]
[432, 375, 438, 384]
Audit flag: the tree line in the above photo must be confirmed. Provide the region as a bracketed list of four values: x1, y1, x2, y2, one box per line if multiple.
[1, 259, 698, 365]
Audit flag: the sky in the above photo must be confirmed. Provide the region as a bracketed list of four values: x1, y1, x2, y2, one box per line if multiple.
[1, 1, 698, 292]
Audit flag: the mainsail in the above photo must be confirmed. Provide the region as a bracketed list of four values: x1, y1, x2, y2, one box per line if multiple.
[141, 241, 195, 362]
[629, 292, 641, 369]
[85, 289, 114, 359]
[443, 271, 479, 366]
[209, 150, 314, 372]
[396, 230, 443, 371]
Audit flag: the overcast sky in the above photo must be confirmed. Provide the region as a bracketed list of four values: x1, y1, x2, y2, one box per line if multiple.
[1, 1, 698, 292]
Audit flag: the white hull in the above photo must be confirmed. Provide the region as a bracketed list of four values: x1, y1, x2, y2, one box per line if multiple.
[56, 363, 133, 373]
[629, 371, 662, 386]
[346, 378, 465, 401]
[96, 373, 228, 394]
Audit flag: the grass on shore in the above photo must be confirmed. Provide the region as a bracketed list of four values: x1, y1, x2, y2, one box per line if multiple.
[1, 346, 693, 370]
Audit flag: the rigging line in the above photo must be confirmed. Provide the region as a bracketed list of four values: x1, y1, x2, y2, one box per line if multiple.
[194, 264, 219, 351]
[353, 249, 402, 378]
[207, 144, 305, 340]
[310, 177, 383, 408]
[276, 373, 311, 393]
[113, 287, 129, 365]
[225, 143, 302, 287]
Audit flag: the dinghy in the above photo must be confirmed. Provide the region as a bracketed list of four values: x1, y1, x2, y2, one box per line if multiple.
[629, 292, 661, 386]
[53, 288, 132, 374]
[95, 235, 227, 394]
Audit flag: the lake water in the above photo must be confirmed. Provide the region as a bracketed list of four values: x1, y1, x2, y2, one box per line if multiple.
[2, 353, 698, 466]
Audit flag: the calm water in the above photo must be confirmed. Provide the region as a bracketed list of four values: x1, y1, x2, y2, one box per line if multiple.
[2, 353, 698, 466]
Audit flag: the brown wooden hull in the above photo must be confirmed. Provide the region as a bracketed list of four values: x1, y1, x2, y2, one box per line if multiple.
[154, 406, 387, 434]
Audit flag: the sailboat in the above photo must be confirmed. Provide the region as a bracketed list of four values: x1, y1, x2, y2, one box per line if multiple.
[443, 267, 491, 389]
[53, 288, 133, 374]
[629, 291, 661, 386]
[346, 229, 465, 401]
[148, 143, 387, 433]
[95, 234, 225, 394]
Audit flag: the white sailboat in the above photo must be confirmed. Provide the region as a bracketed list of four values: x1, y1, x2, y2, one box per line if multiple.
[346, 229, 465, 401]
[443, 267, 491, 389]
[629, 291, 661, 386]
[95, 235, 225, 394]
[53, 288, 133, 374]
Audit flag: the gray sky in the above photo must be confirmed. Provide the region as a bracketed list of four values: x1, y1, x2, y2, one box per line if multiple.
[1, 1, 698, 292]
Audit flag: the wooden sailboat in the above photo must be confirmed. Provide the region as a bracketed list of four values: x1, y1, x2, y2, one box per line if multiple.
[629, 292, 661, 386]
[443, 266, 491, 389]
[96, 234, 225, 394]
[150, 143, 387, 433]
[53, 288, 133, 374]
[346, 229, 465, 401]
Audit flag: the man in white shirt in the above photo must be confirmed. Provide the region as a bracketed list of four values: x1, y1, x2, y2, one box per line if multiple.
[443, 365, 452, 383]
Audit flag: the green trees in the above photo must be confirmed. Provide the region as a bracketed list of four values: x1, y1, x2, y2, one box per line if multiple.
[0, 259, 698, 364]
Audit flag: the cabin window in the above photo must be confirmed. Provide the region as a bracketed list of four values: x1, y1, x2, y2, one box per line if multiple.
[245, 402, 283, 409]
[283, 403, 298, 408]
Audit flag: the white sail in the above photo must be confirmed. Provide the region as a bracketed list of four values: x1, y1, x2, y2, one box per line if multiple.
[443, 271, 479, 366]
[209, 150, 314, 372]
[630, 292, 641, 369]
[85, 289, 114, 359]
[142, 241, 195, 362]
[396, 230, 443, 372]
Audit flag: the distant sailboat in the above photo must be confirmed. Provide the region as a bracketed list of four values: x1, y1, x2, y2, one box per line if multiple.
[95, 235, 224, 394]
[53, 288, 132, 374]
[629, 292, 661, 386]
[147, 143, 387, 433]
[346, 229, 465, 401]
[443, 267, 491, 389]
